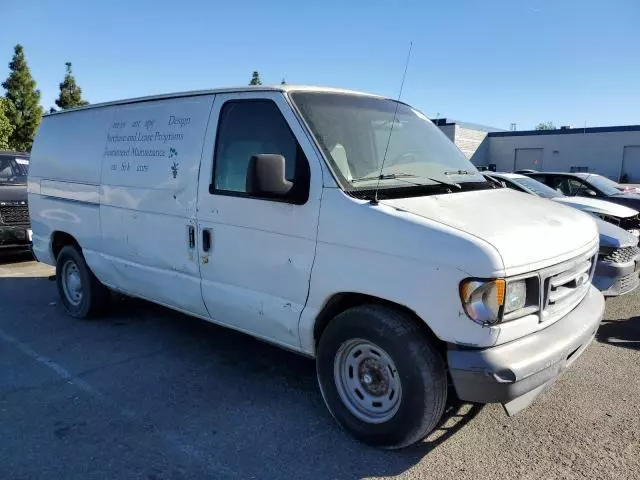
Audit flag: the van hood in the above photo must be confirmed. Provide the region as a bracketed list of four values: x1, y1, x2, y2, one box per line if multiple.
[382, 189, 598, 272]
[552, 196, 637, 218]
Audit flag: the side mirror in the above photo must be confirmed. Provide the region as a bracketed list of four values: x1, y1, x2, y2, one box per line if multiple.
[585, 189, 597, 196]
[246, 154, 293, 198]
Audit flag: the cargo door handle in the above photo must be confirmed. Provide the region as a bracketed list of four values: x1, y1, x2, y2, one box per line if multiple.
[187, 225, 195, 249]
[202, 229, 212, 252]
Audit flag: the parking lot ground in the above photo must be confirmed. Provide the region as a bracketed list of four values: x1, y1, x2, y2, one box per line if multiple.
[0, 256, 639, 480]
[0, 251, 53, 278]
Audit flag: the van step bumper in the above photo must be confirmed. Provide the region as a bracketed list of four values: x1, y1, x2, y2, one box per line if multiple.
[447, 285, 604, 415]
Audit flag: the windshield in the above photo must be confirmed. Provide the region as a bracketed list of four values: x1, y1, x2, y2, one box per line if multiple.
[291, 92, 486, 190]
[583, 174, 622, 196]
[0, 156, 28, 185]
[510, 176, 563, 199]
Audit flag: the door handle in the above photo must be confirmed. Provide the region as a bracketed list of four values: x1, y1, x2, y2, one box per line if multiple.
[202, 228, 212, 252]
[187, 225, 195, 249]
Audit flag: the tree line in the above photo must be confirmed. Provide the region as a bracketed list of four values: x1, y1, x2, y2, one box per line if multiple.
[0, 43, 285, 153]
[248, 71, 287, 86]
[1, 44, 88, 152]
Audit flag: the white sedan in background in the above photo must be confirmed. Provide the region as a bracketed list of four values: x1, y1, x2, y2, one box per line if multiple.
[485, 172, 640, 297]
[486, 172, 640, 238]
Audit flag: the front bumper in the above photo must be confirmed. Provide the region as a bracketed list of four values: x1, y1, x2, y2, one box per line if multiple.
[0, 225, 32, 248]
[447, 285, 604, 415]
[593, 257, 640, 297]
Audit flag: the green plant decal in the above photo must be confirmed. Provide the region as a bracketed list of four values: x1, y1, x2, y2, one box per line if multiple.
[171, 161, 179, 179]
[169, 147, 178, 158]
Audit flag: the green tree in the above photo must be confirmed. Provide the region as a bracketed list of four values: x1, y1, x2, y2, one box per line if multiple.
[55, 62, 89, 110]
[2, 44, 43, 152]
[0, 98, 14, 150]
[249, 71, 262, 86]
[535, 121, 556, 131]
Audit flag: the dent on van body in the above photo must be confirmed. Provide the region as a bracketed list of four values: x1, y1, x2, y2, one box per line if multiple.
[194, 90, 325, 350]
[298, 188, 507, 354]
[382, 189, 599, 276]
[29, 95, 216, 316]
[94, 97, 214, 316]
[27, 194, 100, 266]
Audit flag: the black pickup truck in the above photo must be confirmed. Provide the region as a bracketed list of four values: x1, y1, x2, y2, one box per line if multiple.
[0, 152, 31, 250]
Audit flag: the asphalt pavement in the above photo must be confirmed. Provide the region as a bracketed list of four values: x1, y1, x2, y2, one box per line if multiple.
[0, 253, 638, 480]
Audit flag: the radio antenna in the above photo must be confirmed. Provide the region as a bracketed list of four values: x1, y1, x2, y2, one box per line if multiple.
[373, 41, 413, 204]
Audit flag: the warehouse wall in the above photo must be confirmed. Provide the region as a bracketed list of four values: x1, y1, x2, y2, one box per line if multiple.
[435, 122, 490, 164]
[455, 125, 489, 164]
[438, 124, 456, 142]
[471, 137, 489, 165]
[488, 130, 640, 180]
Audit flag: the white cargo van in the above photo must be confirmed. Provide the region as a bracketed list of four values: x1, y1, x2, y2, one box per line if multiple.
[29, 86, 604, 448]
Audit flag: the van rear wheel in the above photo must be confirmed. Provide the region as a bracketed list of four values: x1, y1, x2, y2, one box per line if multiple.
[56, 245, 109, 318]
[316, 305, 447, 449]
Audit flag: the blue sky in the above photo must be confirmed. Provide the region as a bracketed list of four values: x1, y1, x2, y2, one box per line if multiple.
[1, 0, 639, 130]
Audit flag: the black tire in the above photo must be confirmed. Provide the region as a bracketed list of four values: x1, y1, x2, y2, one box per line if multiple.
[55, 245, 109, 318]
[316, 305, 447, 449]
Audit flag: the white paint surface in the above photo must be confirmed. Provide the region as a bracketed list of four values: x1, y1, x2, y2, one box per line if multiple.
[28, 86, 600, 359]
[553, 196, 638, 218]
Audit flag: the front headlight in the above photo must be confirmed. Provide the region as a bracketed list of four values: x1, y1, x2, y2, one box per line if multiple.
[504, 280, 526, 314]
[459, 279, 505, 325]
[460, 278, 528, 325]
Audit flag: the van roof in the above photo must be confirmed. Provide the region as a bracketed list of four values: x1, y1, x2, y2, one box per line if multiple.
[45, 85, 387, 116]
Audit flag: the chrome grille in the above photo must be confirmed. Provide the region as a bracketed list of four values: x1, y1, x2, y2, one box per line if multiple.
[600, 246, 639, 264]
[613, 272, 639, 295]
[0, 205, 30, 226]
[539, 250, 596, 324]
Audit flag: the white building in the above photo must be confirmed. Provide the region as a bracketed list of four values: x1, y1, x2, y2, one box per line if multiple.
[431, 118, 502, 165]
[436, 121, 640, 182]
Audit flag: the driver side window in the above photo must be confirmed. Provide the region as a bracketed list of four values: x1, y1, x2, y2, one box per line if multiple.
[566, 179, 588, 196]
[0, 158, 13, 178]
[503, 180, 525, 192]
[551, 177, 583, 196]
[213, 100, 298, 194]
[0, 157, 21, 181]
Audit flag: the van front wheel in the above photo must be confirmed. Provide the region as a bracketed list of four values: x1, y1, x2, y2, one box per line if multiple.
[316, 305, 447, 449]
[56, 246, 109, 319]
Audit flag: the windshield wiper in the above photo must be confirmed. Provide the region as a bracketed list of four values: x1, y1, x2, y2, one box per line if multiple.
[352, 172, 461, 190]
[351, 173, 418, 183]
[425, 176, 461, 189]
[444, 170, 473, 175]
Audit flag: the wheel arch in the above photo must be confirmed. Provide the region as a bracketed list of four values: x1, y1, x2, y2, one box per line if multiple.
[312, 292, 443, 352]
[51, 231, 81, 260]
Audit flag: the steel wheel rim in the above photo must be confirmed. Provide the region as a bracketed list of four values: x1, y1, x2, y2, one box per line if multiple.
[61, 260, 83, 306]
[333, 339, 402, 424]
